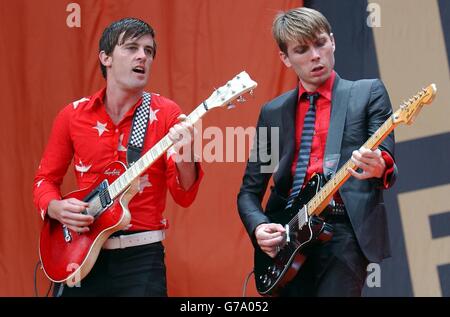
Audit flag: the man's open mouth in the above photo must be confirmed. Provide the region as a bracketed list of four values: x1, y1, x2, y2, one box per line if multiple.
[132, 67, 145, 74]
[312, 65, 324, 72]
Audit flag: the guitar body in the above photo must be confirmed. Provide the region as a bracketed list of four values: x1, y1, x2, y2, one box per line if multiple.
[254, 174, 334, 296]
[39, 161, 138, 285]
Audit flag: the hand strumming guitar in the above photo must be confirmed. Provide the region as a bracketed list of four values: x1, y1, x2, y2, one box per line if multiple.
[47, 198, 94, 233]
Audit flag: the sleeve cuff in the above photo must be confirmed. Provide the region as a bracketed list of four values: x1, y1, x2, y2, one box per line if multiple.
[381, 151, 395, 189]
[175, 162, 204, 192]
[38, 192, 61, 220]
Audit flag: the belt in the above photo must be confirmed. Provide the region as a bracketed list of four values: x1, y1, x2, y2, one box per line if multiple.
[323, 203, 348, 223]
[329, 202, 346, 216]
[102, 230, 165, 250]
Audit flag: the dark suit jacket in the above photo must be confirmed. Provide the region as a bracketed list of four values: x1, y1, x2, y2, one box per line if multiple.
[237, 74, 397, 263]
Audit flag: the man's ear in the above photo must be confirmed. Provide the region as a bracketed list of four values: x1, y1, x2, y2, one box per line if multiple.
[330, 33, 336, 53]
[279, 51, 292, 68]
[99, 51, 112, 67]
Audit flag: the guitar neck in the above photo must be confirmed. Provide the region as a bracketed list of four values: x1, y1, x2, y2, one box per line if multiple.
[108, 103, 208, 199]
[307, 114, 398, 216]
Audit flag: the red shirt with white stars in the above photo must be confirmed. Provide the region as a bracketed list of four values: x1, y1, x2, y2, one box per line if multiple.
[33, 88, 203, 231]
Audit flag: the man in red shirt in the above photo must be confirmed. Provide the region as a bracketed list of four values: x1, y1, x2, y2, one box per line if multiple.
[238, 7, 397, 296]
[33, 18, 203, 296]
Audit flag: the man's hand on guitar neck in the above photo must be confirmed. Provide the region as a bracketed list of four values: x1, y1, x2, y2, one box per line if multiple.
[47, 198, 94, 233]
[169, 114, 198, 190]
[255, 223, 286, 258]
[169, 114, 196, 161]
[348, 147, 386, 180]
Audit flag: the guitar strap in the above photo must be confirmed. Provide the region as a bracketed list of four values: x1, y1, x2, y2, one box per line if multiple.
[126, 92, 152, 167]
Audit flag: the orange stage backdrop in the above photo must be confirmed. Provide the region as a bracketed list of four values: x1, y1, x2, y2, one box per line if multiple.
[0, 0, 301, 296]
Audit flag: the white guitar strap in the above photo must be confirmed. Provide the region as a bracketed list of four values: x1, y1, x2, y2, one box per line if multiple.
[126, 92, 152, 167]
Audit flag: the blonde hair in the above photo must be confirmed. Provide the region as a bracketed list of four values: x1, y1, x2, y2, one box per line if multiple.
[272, 7, 332, 54]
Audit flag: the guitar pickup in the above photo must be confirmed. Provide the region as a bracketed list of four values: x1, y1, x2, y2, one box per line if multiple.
[99, 190, 112, 208]
[82, 180, 113, 218]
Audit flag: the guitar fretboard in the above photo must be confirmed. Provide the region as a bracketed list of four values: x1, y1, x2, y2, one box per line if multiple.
[108, 104, 208, 199]
[306, 114, 397, 216]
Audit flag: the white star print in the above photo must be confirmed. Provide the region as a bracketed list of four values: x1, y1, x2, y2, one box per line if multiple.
[149, 107, 160, 124]
[40, 208, 46, 220]
[72, 97, 90, 109]
[93, 121, 109, 136]
[118, 133, 127, 152]
[75, 160, 92, 177]
[138, 174, 152, 194]
[36, 179, 44, 187]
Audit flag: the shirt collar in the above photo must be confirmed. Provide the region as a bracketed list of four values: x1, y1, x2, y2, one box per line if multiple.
[85, 87, 107, 111]
[85, 87, 144, 117]
[298, 70, 336, 102]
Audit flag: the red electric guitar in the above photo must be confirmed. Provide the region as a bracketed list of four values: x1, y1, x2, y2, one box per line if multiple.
[39, 71, 257, 285]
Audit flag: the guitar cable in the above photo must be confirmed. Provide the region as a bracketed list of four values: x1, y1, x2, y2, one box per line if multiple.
[242, 269, 254, 297]
[34, 260, 53, 297]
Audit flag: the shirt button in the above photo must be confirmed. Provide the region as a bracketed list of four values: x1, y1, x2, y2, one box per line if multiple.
[115, 129, 119, 133]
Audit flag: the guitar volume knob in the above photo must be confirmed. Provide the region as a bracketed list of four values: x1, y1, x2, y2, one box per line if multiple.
[272, 268, 281, 279]
[270, 266, 277, 274]
[260, 274, 272, 287]
[260, 274, 269, 284]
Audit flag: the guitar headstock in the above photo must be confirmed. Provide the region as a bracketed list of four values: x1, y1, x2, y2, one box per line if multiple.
[393, 84, 437, 125]
[204, 71, 258, 110]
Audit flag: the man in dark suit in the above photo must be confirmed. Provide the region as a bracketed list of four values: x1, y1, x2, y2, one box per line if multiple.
[237, 7, 397, 296]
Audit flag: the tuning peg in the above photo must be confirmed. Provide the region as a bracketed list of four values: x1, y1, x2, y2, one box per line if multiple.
[237, 96, 246, 103]
[227, 103, 236, 110]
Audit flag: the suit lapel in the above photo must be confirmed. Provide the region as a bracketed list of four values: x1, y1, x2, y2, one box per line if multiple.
[274, 88, 298, 197]
[324, 74, 353, 179]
